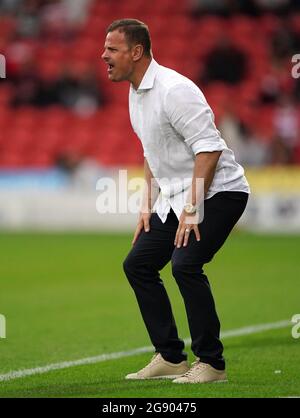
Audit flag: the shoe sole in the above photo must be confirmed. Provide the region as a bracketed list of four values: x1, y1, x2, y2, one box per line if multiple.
[125, 374, 184, 380]
[173, 378, 228, 384]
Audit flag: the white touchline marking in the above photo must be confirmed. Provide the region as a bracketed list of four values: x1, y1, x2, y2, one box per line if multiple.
[0, 319, 291, 383]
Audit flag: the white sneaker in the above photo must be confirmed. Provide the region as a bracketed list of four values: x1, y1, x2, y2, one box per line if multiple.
[125, 353, 189, 380]
[173, 359, 227, 384]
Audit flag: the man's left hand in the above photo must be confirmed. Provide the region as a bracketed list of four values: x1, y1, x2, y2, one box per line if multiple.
[174, 211, 201, 248]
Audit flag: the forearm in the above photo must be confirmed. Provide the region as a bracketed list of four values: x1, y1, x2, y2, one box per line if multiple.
[186, 151, 222, 207]
[141, 158, 160, 212]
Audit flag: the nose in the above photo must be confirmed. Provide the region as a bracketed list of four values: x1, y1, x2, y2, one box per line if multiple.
[101, 50, 108, 61]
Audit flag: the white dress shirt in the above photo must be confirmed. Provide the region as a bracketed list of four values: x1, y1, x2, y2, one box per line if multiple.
[129, 59, 250, 223]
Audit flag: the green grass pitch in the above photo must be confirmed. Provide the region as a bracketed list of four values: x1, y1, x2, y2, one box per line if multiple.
[0, 231, 299, 398]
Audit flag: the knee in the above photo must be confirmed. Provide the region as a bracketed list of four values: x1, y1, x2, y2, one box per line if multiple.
[123, 252, 146, 287]
[123, 253, 135, 278]
[123, 255, 136, 288]
[171, 260, 188, 281]
[171, 258, 205, 283]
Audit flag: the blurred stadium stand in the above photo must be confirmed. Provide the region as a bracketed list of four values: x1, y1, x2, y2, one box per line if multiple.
[1, 0, 300, 231]
[0, 0, 300, 168]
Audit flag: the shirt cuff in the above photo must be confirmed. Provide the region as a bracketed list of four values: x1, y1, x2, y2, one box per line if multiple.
[185, 134, 227, 155]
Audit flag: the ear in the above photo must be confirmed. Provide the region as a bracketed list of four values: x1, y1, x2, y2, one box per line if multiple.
[132, 44, 144, 62]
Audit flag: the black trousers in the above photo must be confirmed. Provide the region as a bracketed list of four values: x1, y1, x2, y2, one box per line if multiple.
[123, 191, 248, 370]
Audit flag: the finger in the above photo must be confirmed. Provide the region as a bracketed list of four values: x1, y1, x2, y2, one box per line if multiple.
[132, 223, 143, 245]
[174, 224, 182, 246]
[183, 227, 191, 247]
[144, 218, 150, 232]
[132, 227, 142, 245]
[194, 225, 201, 241]
[174, 223, 182, 245]
[176, 227, 186, 248]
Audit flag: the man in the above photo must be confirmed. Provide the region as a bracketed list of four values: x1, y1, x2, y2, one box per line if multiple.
[101, 19, 250, 384]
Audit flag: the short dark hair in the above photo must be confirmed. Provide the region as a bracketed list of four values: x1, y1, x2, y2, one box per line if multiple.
[106, 19, 152, 58]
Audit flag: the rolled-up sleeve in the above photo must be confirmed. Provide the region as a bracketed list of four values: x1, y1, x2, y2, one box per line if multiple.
[165, 84, 227, 155]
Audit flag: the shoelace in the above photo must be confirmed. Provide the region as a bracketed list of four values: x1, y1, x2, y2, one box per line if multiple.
[182, 360, 207, 378]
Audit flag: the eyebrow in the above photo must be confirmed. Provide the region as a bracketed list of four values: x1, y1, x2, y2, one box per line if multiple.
[105, 46, 118, 51]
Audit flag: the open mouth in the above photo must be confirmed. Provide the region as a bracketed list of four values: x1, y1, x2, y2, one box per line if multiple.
[108, 64, 114, 72]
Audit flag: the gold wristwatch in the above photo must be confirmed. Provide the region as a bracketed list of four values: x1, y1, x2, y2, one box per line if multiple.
[183, 203, 197, 214]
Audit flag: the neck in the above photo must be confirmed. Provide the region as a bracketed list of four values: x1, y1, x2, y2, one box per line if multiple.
[130, 57, 152, 90]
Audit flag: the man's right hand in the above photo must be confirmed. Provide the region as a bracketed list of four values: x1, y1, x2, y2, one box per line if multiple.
[132, 212, 151, 245]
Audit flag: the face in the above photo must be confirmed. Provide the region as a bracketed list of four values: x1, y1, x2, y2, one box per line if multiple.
[101, 30, 135, 82]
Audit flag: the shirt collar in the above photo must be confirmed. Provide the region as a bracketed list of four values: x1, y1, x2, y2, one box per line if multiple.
[135, 59, 159, 93]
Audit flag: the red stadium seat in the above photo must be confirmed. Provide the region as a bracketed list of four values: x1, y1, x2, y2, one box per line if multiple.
[0, 84, 13, 106]
[0, 151, 26, 168]
[291, 14, 300, 34]
[255, 106, 276, 142]
[0, 17, 17, 40]
[259, 14, 281, 36]
[0, 0, 298, 168]
[25, 151, 54, 167]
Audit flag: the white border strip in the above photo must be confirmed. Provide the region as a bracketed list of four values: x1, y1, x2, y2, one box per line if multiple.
[0, 319, 290, 383]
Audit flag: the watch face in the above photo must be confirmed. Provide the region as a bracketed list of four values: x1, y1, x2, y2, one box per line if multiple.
[184, 204, 196, 214]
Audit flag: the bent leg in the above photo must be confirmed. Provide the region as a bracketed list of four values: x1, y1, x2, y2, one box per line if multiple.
[171, 192, 248, 370]
[123, 210, 186, 363]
